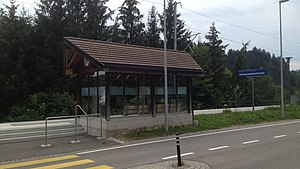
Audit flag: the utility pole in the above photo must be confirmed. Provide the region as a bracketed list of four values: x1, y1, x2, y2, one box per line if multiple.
[279, 0, 289, 119]
[174, 1, 177, 51]
[173, 1, 181, 51]
[163, 0, 168, 132]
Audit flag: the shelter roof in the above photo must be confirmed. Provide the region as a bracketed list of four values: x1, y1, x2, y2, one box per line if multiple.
[64, 37, 203, 76]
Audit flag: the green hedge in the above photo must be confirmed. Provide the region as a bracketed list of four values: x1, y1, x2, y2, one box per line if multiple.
[3, 92, 76, 122]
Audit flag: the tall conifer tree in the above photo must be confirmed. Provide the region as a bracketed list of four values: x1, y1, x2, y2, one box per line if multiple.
[159, 0, 191, 50]
[118, 0, 145, 45]
[84, 0, 113, 40]
[145, 5, 161, 48]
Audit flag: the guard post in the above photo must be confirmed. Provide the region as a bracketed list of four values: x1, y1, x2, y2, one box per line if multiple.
[176, 133, 182, 167]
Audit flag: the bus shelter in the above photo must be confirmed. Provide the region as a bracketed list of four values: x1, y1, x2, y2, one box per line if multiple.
[63, 37, 203, 137]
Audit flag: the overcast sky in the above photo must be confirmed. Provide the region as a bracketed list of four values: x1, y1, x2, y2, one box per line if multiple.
[1, 0, 300, 70]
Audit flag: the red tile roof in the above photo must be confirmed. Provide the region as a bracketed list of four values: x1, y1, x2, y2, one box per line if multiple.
[64, 37, 202, 74]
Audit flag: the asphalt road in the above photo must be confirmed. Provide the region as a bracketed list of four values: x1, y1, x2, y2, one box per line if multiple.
[76, 120, 300, 169]
[2, 120, 300, 169]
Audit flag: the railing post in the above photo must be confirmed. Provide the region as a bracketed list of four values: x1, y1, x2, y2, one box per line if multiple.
[71, 106, 80, 144]
[100, 112, 103, 137]
[97, 113, 103, 139]
[87, 114, 89, 135]
[41, 118, 51, 148]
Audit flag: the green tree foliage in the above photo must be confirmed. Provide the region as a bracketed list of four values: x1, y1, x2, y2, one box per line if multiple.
[1, 0, 300, 122]
[83, 0, 113, 40]
[159, 0, 191, 50]
[0, 0, 33, 117]
[118, 0, 145, 45]
[204, 22, 229, 107]
[229, 41, 251, 105]
[35, 0, 69, 92]
[191, 43, 214, 108]
[35, 0, 113, 91]
[227, 45, 293, 104]
[3, 92, 76, 122]
[145, 5, 161, 48]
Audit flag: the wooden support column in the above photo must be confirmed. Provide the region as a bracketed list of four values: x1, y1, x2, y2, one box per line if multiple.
[191, 78, 195, 122]
[150, 76, 156, 117]
[78, 72, 82, 106]
[187, 77, 192, 114]
[88, 75, 91, 114]
[137, 75, 140, 115]
[122, 74, 126, 116]
[142, 75, 146, 114]
[105, 73, 110, 121]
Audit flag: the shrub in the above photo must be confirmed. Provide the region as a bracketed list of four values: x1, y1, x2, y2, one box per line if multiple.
[4, 91, 76, 122]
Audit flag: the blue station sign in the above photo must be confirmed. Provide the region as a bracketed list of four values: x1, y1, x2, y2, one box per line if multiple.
[238, 69, 268, 77]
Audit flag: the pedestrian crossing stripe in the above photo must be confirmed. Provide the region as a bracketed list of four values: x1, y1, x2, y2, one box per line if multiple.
[0, 155, 79, 169]
[31, 159, 94, 169]
[86, 165, 113, 169]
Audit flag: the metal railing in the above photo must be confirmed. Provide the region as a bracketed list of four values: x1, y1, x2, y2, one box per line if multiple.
[41, 115, 75, 147]
[41, 105, 101, 148]
[73, 105, 87, 144]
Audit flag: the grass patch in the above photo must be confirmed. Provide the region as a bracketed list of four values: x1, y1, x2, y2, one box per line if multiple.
[121, 104, 300, 141]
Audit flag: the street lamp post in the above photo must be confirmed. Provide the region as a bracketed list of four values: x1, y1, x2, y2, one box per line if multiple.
[163, 0, 169, 131]
[279, 0, 289, 119]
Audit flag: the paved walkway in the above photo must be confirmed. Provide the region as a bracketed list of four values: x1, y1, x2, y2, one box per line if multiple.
[0, 119, 75, 131]
[0, 119, 119, 163]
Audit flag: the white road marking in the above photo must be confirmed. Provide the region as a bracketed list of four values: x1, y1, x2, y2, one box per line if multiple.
[77, 138, 174, 155]
[77, 120, 300, 155]
[297, 132, 300, 134]
[182, 120, 300, 140]
[242, 140, 260, 145]
[208, 146, 229, 151]
[273, 135, 287, 139]
[162, 152, 194, 160]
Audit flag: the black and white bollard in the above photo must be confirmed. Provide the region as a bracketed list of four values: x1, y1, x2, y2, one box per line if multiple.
[176, 133, 182, 167]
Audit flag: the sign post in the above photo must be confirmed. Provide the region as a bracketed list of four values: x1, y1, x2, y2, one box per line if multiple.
[238, 69, 268, 111]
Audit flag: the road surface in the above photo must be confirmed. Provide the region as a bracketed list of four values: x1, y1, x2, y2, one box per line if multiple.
[2, 120, 300, 169]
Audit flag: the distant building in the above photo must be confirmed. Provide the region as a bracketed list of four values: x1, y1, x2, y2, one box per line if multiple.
[63, 37, 203, 137]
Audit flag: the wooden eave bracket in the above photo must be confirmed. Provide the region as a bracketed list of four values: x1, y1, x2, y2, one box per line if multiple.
[66, 51, 77, 68]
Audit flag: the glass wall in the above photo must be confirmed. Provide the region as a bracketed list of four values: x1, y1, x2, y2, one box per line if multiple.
[81, 72, 106, 115]
[110, 73, 124, 116]
[98, 72, 106, 116]
[168, 76, 177, 113]
[125, 75, 138, 115]
[82, 72, 190, 118]
[90, 74, 97, 114]
[155, 76, 165, 113]
[154, 76, 178, 113]
[139, 75, 151, 114]
[177, 76, 188, 112]
[81, 74, 90, 113]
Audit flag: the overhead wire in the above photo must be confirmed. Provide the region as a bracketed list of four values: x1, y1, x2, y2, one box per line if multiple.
[181, 7, 300, 46]
[7, 0, 300, 60]
[186, 25, 299, 58]
[139, 0, 300, 46]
